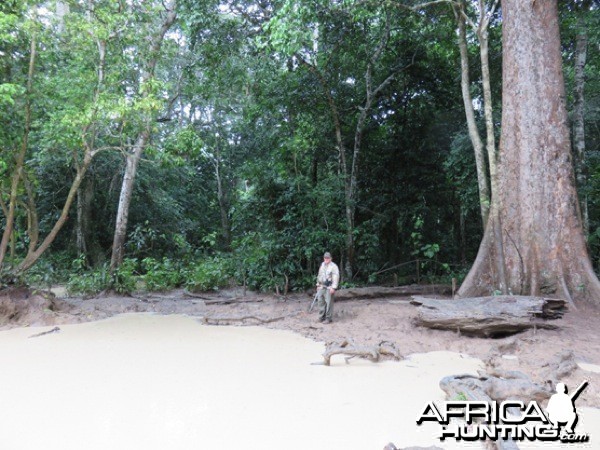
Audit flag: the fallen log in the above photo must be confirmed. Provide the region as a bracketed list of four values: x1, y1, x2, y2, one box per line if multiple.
[330, 284, 452, 301]
[199, 315, 286, 326]
[203, 297, 264, 306]
[411, 295, 566, 337]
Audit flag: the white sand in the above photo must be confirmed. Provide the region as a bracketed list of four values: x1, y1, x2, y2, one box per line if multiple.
[0, 313, 574, 450]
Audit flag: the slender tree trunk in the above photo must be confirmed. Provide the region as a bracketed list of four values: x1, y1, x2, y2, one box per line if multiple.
[454, 1, 490, 228]
[21, 169, 39, 255]
[311, 151, 318, 186]
[299, 58, 351, 275]
[214, 146, 231, 250]
[76, 173, 95, 261]
[76, 190, 88, 258]
[13, 28, 105, 274]
[477, 1, 508, 293]
[109, 2, 177, 270]
[17, 153, 94, 272]
[573, 14, 588, 236]
[458, 0, 600, 304]
[459, 203, 467, 265]
[110, 131, 150, 269]
[0, 31, 36, 271]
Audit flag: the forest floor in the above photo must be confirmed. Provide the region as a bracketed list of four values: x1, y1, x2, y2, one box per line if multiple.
[2, 285, 600, 409]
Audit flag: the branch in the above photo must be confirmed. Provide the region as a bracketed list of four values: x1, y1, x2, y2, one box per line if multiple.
[371, 10, 391, 65]
[20, 169, 39, 254]
[394, 0, 457, 12]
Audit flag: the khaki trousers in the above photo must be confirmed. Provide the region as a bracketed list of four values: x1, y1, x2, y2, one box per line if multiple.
[317, 287, 334, 321]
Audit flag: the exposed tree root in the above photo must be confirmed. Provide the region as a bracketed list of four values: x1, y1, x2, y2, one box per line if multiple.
[322, 339, 402, 366]
[541, 349, 579, 385]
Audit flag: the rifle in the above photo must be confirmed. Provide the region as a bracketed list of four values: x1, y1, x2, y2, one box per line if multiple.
[308, 290, 320, 312]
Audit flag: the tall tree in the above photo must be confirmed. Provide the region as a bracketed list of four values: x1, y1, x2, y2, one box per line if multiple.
[0, 2, 120, 275]
[266, 1, 411, 279]
[453, 0, 490, 227]
[458, 0, 600, 303]
[110, 0, 178, 270]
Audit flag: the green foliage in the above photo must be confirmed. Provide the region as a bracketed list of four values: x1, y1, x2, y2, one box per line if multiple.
[185, 256, 232, 292]
[23, 252, 75, 288]
[67, 258, 138, 296]
[141, 257, 186, 291]
[4, 0, 598, 289]
[111, 258, 138, 294]
[67, 265, 110, 296]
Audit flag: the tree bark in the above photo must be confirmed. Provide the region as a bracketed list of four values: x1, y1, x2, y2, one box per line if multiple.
[458, 0, 600, 304]
[109, 1, 177, 270]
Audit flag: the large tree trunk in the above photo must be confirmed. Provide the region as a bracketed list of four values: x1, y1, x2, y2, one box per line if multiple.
[458, 0, 600, 304]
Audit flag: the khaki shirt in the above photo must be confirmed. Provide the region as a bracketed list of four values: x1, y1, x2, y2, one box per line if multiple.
[317, 261, 340, 289]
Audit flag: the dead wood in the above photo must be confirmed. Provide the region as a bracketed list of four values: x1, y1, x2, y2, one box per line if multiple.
[203, 297, 264, 306]
[322, 340, 402, 366]
[183, 290, 212, 300]
[411, 295, 566, 337]
[332, 284, 452, 301]
[199, 315, 286, 326]
[541, 350, 579, 384]
[28, 326, 61, 338]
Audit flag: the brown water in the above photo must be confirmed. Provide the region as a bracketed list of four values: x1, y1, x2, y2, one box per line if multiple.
[0, 313, 595, 449]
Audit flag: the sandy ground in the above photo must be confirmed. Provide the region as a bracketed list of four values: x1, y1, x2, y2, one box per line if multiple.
[1, 286, 600, 449]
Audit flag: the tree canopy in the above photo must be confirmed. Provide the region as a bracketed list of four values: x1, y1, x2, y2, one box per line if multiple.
[1, 0, 599, 299]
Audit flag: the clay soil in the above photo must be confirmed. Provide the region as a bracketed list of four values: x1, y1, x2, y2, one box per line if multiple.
[2, 286, 600, 408]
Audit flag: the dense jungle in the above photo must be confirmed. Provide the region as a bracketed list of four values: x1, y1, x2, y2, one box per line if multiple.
[0, 0, 598, 300]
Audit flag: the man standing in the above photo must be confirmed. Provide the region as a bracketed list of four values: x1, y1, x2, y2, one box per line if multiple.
[316, 252, 340, 324]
